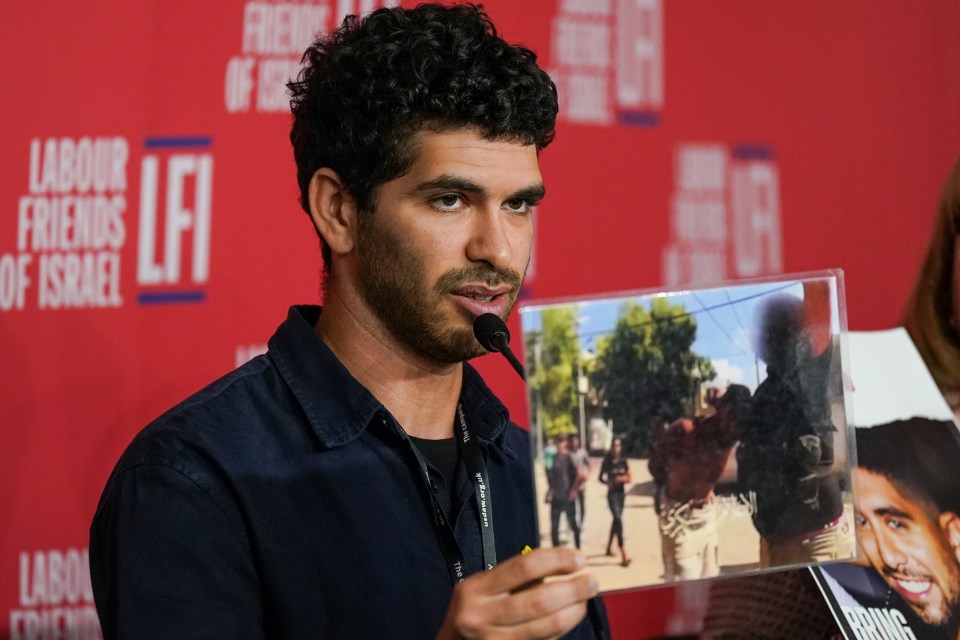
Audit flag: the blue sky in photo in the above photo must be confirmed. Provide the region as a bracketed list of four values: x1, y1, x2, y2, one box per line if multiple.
[519, 279, 840, 393]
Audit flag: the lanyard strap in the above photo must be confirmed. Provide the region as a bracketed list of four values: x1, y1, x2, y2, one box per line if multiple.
[455, 404, 497, 571]
[401, 404, 498, 584]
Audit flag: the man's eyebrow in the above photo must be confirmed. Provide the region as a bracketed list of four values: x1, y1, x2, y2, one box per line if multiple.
[507, 184, 546, 204]
[410, 175, 485, 196]
[409, 175, 546, 203]
[872, 507, 915, 521]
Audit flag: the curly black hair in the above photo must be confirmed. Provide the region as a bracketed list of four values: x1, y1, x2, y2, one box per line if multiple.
[288, 3, 558, 269]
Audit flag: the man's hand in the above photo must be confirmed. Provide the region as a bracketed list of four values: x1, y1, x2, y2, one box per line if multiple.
[435, 547, 597, 640]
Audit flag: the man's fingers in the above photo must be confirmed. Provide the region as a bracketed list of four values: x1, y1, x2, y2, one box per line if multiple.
[493, 573, 598, 627]
[438, 550, 594, 640]
[477, 547, 585, 595]
[497, 600, 590, 640]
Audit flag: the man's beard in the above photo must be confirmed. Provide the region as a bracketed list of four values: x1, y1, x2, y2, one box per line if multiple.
[886, 567, 960, 633]
[355, 213, 523, 364]
[912, 591, 960, 634]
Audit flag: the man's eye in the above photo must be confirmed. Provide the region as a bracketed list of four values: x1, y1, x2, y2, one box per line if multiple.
[854, 514, 869, 528]
[504, 199, 530, 213]
[432, 194, 463, 211]
[886, 518, 906, 530]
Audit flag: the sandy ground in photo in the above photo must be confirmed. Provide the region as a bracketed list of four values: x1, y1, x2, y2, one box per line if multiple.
[535, 456, 855, 593]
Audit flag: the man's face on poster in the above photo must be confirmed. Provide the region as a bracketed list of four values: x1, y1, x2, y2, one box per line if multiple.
[855, 468, 960, 630]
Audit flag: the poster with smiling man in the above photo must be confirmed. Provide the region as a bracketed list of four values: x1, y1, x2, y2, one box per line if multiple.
[814, 330, 960, 640]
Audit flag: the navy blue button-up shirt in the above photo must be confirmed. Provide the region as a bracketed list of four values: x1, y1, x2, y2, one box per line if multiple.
[90, 306, 593, 639]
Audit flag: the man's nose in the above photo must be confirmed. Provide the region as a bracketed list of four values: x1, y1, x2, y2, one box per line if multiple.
[875, 528, 908, 572]
[465, 207, 513, 271]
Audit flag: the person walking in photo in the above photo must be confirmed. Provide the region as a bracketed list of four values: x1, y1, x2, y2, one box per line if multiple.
[569, 434, 591, 528]
[550, 436, 582, 549]
[598, 437, 631, 567]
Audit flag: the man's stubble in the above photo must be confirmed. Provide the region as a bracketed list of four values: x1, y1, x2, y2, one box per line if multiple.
[355, 211, 523, 364]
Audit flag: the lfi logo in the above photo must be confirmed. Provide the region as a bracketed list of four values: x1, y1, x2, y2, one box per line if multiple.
[615, 0, 663, 125]
[136, 137, 214, 304]
[550, 0, 663, 127]
[729, 145, 781, 279]
[661, 143, 782, 287]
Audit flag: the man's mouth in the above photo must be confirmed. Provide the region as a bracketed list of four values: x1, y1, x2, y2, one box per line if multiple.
[449, 285, 513, 317]
[451, 284, 512, 300]
[891, 575, 933, 601]
[460, 293, 495, 302]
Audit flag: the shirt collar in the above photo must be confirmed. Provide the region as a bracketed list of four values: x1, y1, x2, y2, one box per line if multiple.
[268, 306, 512, 453]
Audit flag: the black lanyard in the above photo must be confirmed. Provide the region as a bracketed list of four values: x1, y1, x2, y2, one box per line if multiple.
[456, 404, 497, 572]
[402, 404, 497, 584]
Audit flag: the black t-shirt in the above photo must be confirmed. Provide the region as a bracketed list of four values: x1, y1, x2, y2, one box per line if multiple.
[600, 455, 629, 495]
[409, 435, 460, 515]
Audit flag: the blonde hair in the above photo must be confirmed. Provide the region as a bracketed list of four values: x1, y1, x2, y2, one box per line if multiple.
[903, 156, 960, 396]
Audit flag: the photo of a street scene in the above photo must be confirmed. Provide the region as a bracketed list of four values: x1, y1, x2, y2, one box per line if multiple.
[519, 274, 857, 592]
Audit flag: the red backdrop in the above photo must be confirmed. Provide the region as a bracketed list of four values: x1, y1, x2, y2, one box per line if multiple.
[3, 1, 959, 637]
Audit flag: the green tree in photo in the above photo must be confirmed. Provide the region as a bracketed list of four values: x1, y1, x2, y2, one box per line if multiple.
[525, 307, 579, 437]
[591, 298, 715, 456]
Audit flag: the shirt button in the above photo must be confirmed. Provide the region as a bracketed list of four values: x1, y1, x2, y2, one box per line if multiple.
[430, 478, 439, 492]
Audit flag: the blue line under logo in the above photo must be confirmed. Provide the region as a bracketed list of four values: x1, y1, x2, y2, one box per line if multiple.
[731, 144, 775, 161]
[617, 111, 661, 127]
[143, 136, 213, 149]
[137, 290, 207, 305]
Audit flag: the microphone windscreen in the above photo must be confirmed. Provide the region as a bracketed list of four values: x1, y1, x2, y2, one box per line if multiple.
[473, 313, 510, 353]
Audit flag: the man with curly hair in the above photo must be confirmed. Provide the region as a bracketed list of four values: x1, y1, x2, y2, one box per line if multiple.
[90, 4, 600, 639]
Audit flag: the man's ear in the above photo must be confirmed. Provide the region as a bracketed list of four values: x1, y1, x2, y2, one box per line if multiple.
[939, 511, 960, 558]
[308, 168, 358, 256]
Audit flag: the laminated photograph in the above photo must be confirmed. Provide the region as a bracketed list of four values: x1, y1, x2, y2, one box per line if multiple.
[518, 271, 858, 592]
[811, 329, 960, 640]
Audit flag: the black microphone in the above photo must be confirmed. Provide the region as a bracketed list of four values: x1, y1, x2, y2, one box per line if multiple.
[473, 313, 525, 381]
[472, 312, 610, 640]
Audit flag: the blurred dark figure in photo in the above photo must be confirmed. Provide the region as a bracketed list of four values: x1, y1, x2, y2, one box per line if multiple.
[598, 437, 631, 567]
[550, 436, 582, 549]
[903, 156, 960, 421]
[649, 384, 751, 581]
[737, 281, 849, 567]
